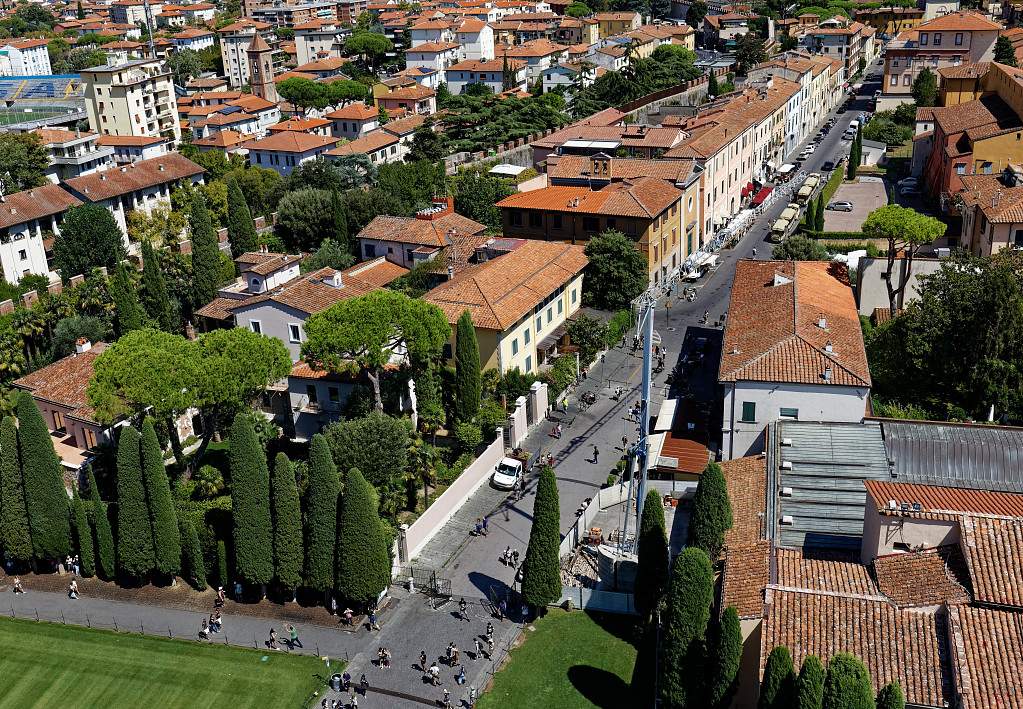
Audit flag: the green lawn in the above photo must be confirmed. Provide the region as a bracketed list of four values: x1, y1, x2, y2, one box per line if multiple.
[0, 617, 327, 709]
[478, 609, 642, 709]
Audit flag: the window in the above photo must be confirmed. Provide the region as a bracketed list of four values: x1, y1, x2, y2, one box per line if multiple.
[571, 288, 577, 304]
[523, 328, 530, 344]
[53, 410, 66, 432]
[525, 355, 532, 372]
[933, 32, 941, 46]
[528, 212, 542, 228]
[955, 32, 963, 45]
[606, 217, 617, 230]
[536, 315, 542, 332]
[305, 384, 318, 404]
[982, 161, 993, 174]
[890, 75, 898, 86]
[557, 299, 563, 315]
[740, 401, 756, 423]
[903, 74, 911, 86]
[779, 407, 799, 419]
[955, 163, 966, 175]
[249, 320, 262, 334]
[511, 210, 523, 226]
[920, 32, 928, 45]
[511, 338, 518, 355]
[328, 386, 340, 404]
[546, 307, 552, 323]
[583, 216, 599, 232]
[364, 243, 375, 257]
[552, 213, 562, 229]
[288, 323, 301, 343]
[17, 249, 26, 260]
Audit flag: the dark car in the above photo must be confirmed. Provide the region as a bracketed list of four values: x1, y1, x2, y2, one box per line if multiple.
[822, 160, 836, 171]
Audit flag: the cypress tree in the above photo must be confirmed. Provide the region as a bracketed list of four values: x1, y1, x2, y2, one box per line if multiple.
[708, 70, 719, 97]
[141, 240, 175, 331]
[226, 176, 258, 257]
[331, 188, 349, 248]
[710, 606, 742, 709]
[189, 191, 222, 309]
[140, 419, 180, 577]
[179, 517, 207, 590]
[229, 413, 273, 588]
[760, 646, 796, 709]
[85, 465, 115, 580]
[797, 655, 826, 709]
[815, 197, 825, 232]
[110, 261, 145, 335]
[335, 467, 391, 606]
[454, 310, 481, 422]
[304, 433, 339, 592]
[822, 653, 874, 709]
[687, 461, 733, 560]
[271, 453, 303, 594]
[876, 681, 905, 709]
[520, 465, 561, 611]
[635, 488, 668, 618]
[71, 489, 95, 577]
[0, 416, 32, 563]
[116, 426, 154, 580]
[216, 539, 228, 587]
[660, 547, 714, 709]
[16, 392, 71, 562]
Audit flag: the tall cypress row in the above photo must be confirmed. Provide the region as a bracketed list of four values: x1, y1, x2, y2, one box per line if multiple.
[797, 655, 826, 709]
[226, 176, 258, 257]
[710, 606, 743, 709]
[635, 488, 668, 618]
[229, 413, 273, 589]
[304, 433, 339, 592]
[16, 392, 70, 562]
[116, 426, 154, 580]
[141, 239, 175, 331]
[271, 453, 303, 594]
[110, 261, 146, 335]
[71, 489, 95, 577]
[520, 465, 561, 611]
[660, 547, 714, 708]
[189, 191, 222, 310]
[687, 461, 733, 560]
[335, 466, 390, 606]
[85, 465, 115, 580]
[454, 310, 481, 422]
[140, 419, 180, 577]
[179, 517, 207, 590]
[0, 416, 32, 563]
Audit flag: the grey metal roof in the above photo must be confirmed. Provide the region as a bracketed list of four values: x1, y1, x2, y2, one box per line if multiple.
[881, 420, 1023, 493]
[768, 421, 890, 551]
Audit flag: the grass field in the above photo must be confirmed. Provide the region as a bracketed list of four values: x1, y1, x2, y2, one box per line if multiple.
[0, 109, 66, 126]
[477, 609, 642, 709]
[0, 617, 327, 709]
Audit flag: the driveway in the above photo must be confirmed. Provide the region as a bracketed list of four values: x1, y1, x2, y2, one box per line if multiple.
[824, 178, 887, 231]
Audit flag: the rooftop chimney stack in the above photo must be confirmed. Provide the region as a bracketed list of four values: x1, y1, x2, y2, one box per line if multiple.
[75, 338, 92, 354]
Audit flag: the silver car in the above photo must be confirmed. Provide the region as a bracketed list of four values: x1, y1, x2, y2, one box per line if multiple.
[827, 201, 854, 212]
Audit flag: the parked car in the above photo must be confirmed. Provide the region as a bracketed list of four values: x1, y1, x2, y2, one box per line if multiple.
[491, 458, 523, 490]
[822, 160, 836, 171]
[827, 201, 854, 212]
[900, 185, 920, 196]
[801, 145, 816, 156]
[898, 177, 919, 189]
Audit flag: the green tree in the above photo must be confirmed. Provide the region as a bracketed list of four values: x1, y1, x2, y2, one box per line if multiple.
[303, 290, 449, 411]
[454, 310, 481, 422]
[51, 316, 107, 359]
[331, 189, 350, 250]
[277, 77, 327, 115]
[52, 203, 127, 280]
[774, 235, 830, 260]
[707, 69, 719, 97]
[687, 0, 708, 25]
[407, 123, 446, 162]
[735, 33, 766, 73]
[0, 132, 50, 191]
[17, 393, 70, 562]
[520, 465, 561, 611]
[166, 47, 203, 85]
[325, 411, 411, 496]
[452, 170, 515, 229]
[140, 240, 176, 331]
[815, 196, 825, 232]
[996, 35, 1018, 67]
[188, 191, 222, 309]
[226, 176, 258, 257]
[710, 606, 742, 709]
[687, 461, 733, 560]
[304, 434, 339, 592]
[275, 188, 336, 252]
[847, 141, 858, 180]
[109, 262, 146, 335]
[876, 681, 905, 709]
[635, 488, 668, 618]
[140, 419, 180, 578]
[271, 452, 303, 594]
[863, 117, 912, 146]
[179, 517, 207, 590]
[862, 204, 947, 315]
[797, 655, 826, 709]
[335, 466, 391, 605]
[229, 413, 273, 589]
[583, 229, 647, 310]
[303, 238, 354, 274]
[71, 490, 95, 577]
[565, 2, 592, 16]
[822, 653, 874, 709]
[912, 67, 937, 106]
[760, 646, 796, 709]
[0, 416, 32, 564]
[115, 425, 154, 580]
[660, 547, 714, 708]
[85, 465, 115, 579]
[345, 32, 393, 70]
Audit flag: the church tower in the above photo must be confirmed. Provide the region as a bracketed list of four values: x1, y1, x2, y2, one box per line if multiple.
[247, 31, 277, 103]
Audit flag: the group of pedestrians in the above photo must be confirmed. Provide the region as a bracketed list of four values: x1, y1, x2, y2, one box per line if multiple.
[198, 587, 227, 641]
[418, 620, 495, 691]
[265, 624, 302, 651]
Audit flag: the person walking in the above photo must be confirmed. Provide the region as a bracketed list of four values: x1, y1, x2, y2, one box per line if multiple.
[419, 650, 428, 671]
[199, 618, 209, 640]
[343, 607, 354, 626]
[368, 610, 380, 630]
[267, 628, 279, 651]
[12, 578, 24, 594]
[215, 586, 226, 607]
[458, 597, 468, 621]
[68, 578, 79, 599]
[473, 637, 482, 660]
[592, 445, 599, 464]
[451, 644, 460, 667]
[288, 624, 302, 649]
[429, 662, 441, 686]
[486, 622, 494, 641]
[442, 688, 451, 708]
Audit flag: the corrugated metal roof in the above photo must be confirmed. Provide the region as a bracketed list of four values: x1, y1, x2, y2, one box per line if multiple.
[881, 421, 1023, 493]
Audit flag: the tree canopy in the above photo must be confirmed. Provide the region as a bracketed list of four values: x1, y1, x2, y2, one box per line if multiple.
[325, 411, 411, 514]
[686, 461, 733, 560]
[911, 68, 937, 107]
[335, 466, 391, 605]
[772, 234, 830, 260]
[0, 132, 50, 192]
[583, 229, 647, 310]
[861, 204, 946, 314]
[995, 35, 1018, 67]
[52, 204, 127, 280]
[660, 547, 714, 708]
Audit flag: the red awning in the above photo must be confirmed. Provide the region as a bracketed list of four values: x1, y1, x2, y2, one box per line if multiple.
[741, 182, 754, 197]
[751, 186, 773, 206]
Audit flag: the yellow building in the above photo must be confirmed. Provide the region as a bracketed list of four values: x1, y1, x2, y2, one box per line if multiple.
[593, 11, 642, 39]
[853, 6, 924, 35]
[424, 240, 587, 375]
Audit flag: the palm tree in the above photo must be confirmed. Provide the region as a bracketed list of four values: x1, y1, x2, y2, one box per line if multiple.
[409, 435, 441, 508]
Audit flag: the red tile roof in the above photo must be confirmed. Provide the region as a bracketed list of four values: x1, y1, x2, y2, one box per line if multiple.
[947, 605, 1023, 709]
[268, 117, 331, 133]
[959, 515, 1023, 609]
[721, 540, 770, 619]
[326, 103, 378, 120]
[775, 548, 880, 597]
[13, 343, 109, 423]
[325, 130, 399, 155]
[496, 178, 682, 219]
[356, 212, 486, 248]
[864, 480, 1023, 519]
[0, 183, 83, 231]
[916, 10, 1001, 32]
[245, 131, 339, 154]
[872, 546, 972, 608]
[64, 153, 202, 202]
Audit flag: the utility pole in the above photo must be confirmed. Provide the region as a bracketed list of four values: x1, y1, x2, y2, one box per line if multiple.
[143, 0, 156, 59]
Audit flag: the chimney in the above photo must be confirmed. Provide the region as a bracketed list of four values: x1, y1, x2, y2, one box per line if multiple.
[327, 270, 343, 288]
[823, 367, 832, 381]
[447, 264, 455, 280]
[817, 316, 827, 329]
[75, 337, 92, 354]
[824, 340, 833, 354]
[158, 163, 165, 171]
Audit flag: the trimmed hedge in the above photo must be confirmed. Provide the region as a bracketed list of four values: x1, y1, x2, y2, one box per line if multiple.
[802, 230, 868, 240]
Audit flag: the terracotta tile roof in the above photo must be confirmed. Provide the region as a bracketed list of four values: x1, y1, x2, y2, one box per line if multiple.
[200, 111, 256, 127]
[424, 240, 587, 330]
[357, 212, 486, 248]
[33, 127, 96, 145]
[775, 548, 881, 597]
[381, 113, 428, 136]
[13, 343, 109, 422]
[456, 17, 487, 32]
[193, 129, 252, 148]
[959, 515, 1023, 608]
[380, 85, 435, 100]
[497, 177, 682, 219]
[547, 154, 697, 185]
[245, 132, 339, 154]
[289, 359, 347, 381]
[502, 39, 569, 57]
[408, 40, 459, 52]
[174, 27, 213, 38]
[916, 10, 1001, 32]
[294, 57, 350, 72]
[938, 61, 990, 80]
[236, 251, 303, 276]
[448, 58, 526, 72]
[268, 117, 331, 132]
[326, 131, 399, 156]
[217, 19, 270, 33]
[95, 134, 167, 146]
[194, 296, 237, 321]
[761, 587, 953, 707]
[872, 546, 972, 608]
[0, 183, 83, 231]
[932, 94, 1021, 137]
[947, 605, 1023, 709]
[63, 153, 202, 203]
[274, 70, 318, 83]
[6, 38, 49, 49]
[719, 261, 870, 388]
[864, 480, 1023, 519]
[721, 540, 771, 619]
[229, 94, 277, 112]
[958, 174, 1023, 224]
[326, 103, 378, 120]
[594, 11, 639, 20]
[722, 455, 767, 548]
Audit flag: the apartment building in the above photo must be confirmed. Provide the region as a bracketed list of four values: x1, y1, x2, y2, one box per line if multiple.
[0, 38, 52, 76]
[110, 0, 162, 26]
[956, 170, 1023, 255]
[853, 6, 924, 36]
[593, 11, 641, 38]
[219, 19, 278, 89]
[171, 28, 215, 52]
[82, 60, 180, 142]
[249, 0, 337, 29]
[502, 39, 570, 82]
[0, 183, 81, 283]
[336, 0, 368, 25]
[294, 19, 350, 64]
[405, 41, 461, 75]
[33, 128, 115, 183]
[704, 12, 756, 51]
[879, 11, 1000, 109]
[326, 102, 378, 139]
[246, 131, 341, 175]
[800, 16, 876, 79]
[455, 18, 495, 61]
[445, 58, 528, 94]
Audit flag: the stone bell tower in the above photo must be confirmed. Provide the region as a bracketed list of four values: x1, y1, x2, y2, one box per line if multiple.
[247, 31, 277, 103]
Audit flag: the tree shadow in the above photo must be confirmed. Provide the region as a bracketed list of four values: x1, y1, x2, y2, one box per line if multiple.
[584, 610, 640, 646]
[567, 665, 630, 708]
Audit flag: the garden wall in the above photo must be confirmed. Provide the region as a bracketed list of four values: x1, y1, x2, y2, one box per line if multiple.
[559, 482, 631, 558]
[555, 587, 637, 615]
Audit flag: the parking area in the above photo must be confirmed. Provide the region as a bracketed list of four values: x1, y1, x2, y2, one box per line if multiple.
[823, 177, 888, 231]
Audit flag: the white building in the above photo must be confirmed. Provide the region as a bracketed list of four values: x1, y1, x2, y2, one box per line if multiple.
[445, 58, 528, 95]
[0, 184, 80, 283]
[110, 0, 163, 26]
[326, 102, 379, 140]
[171, 28, 215, 53]
[0, 39, 52, 76]
[404, 41, 461, 74]
[455, 18, 495, 60]
[246, 131, 340, 175]
[719, 260, 871, 460]
[218, 19, 275, 88]
[293, 18, 350, 65]
[96, 134, 172, 164]
[81, 60, 180, 142]
[33, 128, 115, 183]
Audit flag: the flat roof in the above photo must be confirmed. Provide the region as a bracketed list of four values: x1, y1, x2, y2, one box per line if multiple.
[561, 139, 621, 150]
[489, 163, 528, 176]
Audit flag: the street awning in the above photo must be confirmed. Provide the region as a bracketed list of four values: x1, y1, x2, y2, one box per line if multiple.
[537, 322, 569, 353]
[778, 164, 796, 175]
[741, 182, 754, 197]
[752, 186, 773, 205]
[654, 398, 679, 432]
